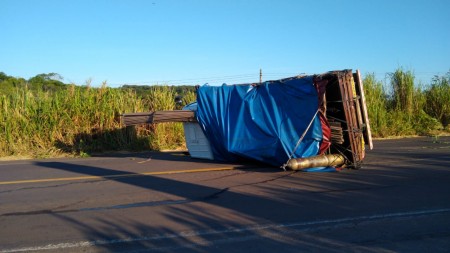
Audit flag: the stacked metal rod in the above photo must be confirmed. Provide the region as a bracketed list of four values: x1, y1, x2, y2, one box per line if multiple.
[329, 120, 344, 144]
[122, 110, 196, 126]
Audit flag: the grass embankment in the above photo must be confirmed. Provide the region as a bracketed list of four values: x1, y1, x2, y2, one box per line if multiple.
[0, 68, 448, 159]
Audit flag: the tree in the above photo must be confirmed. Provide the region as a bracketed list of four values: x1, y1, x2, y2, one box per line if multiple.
[28, 73, 66, 92]
[0, 72, 9, 82]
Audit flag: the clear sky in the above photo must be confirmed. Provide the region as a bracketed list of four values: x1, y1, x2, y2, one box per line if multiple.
[1, 0, 449, 87]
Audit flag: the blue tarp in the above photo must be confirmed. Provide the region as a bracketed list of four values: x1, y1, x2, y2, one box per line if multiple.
[195, 76, 323, 167]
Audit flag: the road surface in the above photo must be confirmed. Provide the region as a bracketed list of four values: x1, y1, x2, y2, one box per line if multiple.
[1, 136, 450, 252]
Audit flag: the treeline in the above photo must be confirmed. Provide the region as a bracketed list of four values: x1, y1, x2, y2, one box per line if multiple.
[0, 72, 67, 93]
[0, 72, 196, 99]
[0, 69, 449, 159]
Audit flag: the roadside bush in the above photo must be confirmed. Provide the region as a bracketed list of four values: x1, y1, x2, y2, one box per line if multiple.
[424, 72, 450, 128]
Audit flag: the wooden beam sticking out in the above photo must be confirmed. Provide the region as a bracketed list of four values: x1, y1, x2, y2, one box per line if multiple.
[122, 110, 196, 126]
[355, 70, 373, 150]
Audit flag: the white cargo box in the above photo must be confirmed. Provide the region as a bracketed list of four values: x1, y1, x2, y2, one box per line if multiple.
[182, 103, 214, 160]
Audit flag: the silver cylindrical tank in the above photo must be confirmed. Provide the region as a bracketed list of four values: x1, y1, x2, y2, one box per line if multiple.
[286, 154, 345, 171]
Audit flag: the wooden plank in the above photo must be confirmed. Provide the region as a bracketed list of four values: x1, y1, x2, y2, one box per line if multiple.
[352, 77, 364, 130]
[346, 71, 363, 163]
[337, 72, 356, 163]
[347, 73, 365, 160]
[355, 70, 373, 150]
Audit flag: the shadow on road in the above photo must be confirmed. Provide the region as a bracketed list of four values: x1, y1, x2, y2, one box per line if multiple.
[31, 159, 378, 252]
[31, 136, 450, 252]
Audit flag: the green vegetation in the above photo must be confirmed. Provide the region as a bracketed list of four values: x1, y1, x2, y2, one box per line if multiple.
[0, 72, 196, 158]
[424, 73, 450, 128]
[0, 68, 449, 159]
[122, 84, 196, 100]
[143, 86, 196, 150]
[363, 69, 449, 137]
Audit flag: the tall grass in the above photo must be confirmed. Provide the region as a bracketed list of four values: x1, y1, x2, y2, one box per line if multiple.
[182, 90, 197, 107]
[0, 84, 146, 157]
[424, 73, 450, 128]
[143, 86, 184, 150]
[362, 74, 389, 136]
[388, 68, 415, 116]
[363, 69, 444, 137]
[0, 83, 199, 158]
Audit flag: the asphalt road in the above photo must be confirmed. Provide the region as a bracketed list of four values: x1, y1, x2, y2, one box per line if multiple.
[0, 136, 449, 253]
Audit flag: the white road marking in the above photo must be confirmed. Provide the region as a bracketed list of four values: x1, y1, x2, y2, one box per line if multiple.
[1, 207, 450, 252]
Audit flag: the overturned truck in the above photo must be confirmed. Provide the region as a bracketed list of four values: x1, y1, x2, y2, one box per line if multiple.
[123, 69, 373, 171]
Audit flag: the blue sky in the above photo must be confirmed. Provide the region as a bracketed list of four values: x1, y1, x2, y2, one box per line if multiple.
[1, 0, 449, 86]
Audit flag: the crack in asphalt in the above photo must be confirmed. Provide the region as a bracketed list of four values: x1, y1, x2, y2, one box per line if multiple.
[0, 179, 105, 194]
[199, 170, 249, 182]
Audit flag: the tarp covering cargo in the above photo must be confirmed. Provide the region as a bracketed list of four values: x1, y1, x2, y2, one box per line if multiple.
[122, 69, 372, 169]
[195, 76, 323, 167]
